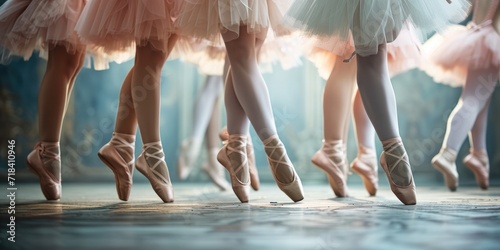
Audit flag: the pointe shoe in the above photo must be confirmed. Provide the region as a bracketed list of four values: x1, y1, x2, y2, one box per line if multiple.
[97, 133, 135, 201]
[351, 146, 378, 196]
[203, 148, 230, 191]
[217, 135, 250, 202]
[136, 142, 174, 203]
[220, 129, 260, 191]
[246, 138, 260, 191]
[177, 139, 201, 180]
[464, 150, 489, 190]
[432, 147, 459, 191]
[380, 138, 416, 205]
[264, 135, 304, 202]
[27, 142, 61, 200]
[311, 140, 348, 197]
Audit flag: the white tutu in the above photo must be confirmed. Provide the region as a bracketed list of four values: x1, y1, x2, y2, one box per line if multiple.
[176, 0, 293, 45]
[286, 0, 470, 56]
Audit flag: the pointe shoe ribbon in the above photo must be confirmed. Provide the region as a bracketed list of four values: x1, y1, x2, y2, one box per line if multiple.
[217, 135, 250, 202]
[381, 139, 416, 205]
[311, 140, 348, 197]
[27, 142, 61, 200]
[136, 142, 174, 203]
[98, 134, 135, 201]
[264, 135, 304, 202]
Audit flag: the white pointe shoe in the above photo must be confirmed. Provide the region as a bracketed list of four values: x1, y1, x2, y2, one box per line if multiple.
[432, 147, 459, 191]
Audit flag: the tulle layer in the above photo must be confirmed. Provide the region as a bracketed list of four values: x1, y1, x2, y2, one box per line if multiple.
[176, 0, 293, 44]
[307, 25, 421, 79]
[76, 0, 179, 54]
[181, 41, 227, 75]
[180, 32, 303, 75]
[421, 23, 500, 87]
[286, 0, 470, 56]
[0, 0, 84, 61]
[0, 0, 130, 70]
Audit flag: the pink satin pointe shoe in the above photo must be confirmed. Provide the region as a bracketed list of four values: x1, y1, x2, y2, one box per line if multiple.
[177, 139, 201, 180]
[264, 135, 304, 202]
[380, 138, 416, 205]
[136, 142, 174, 203]
[27, 142, 61, 200]
[432, 147, 459, 191]
[351, 146, 378, 196]
[219, 128, 260, 191]
[202, 148, 230, 191]
[97, 133, 135, 201]
[247, 138, 260, 191]
[311, 140, 348, 197]
[217, 134, 250, 202]
[463, 150, 489, 190]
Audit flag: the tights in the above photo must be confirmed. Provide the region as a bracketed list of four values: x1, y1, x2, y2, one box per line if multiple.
[222, 26, 277, 141]
[443, 67, 498, 152]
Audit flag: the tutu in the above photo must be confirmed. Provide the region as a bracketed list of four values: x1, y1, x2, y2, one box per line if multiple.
[0, 0, 128, 70]
[421, 1, 500, 87]
[181, 41, 227, 75]
[286, 0, 470, 56]
[176, 0, 293, 44]
[307, 24, 421, 80]
[76, 0, 180, 54]
[180, 31, 303, 75]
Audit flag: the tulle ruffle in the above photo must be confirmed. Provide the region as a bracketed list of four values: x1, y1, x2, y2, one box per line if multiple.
[421, 23, 500, 87]
[286, 0, 470, 56]
[180, 32, 303, 76]
[0, 0, 85, 61]
[176, 0, 293, 45]
[0, 0, 129, 70]
[307, 25, 421, 79]
[75, 0, 180, 54]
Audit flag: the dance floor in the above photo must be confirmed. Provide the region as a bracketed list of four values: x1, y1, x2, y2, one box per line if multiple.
[1, 182, 499, 250]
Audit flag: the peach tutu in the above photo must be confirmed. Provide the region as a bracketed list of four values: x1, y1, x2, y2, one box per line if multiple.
[421, 23, 500, 87]
[176, 0, 293, 45]
[285, 0, 470, 56]
[0, 0, 129, 70]
[76, 0, 181, 54]
[307, 25, 421, 80]
[181, 31, 303, 75]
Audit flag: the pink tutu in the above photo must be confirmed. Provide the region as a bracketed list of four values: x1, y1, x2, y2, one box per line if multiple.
[176, 0, 293, 44]
[0, 0, 84, 61]
[421, 23, 500, 87]
[180, 31, 303, 75]
[0, 0, 128, 70]
[181, 41, 227, 75]
[307, 25, 421, 80]
[76, 0, 180, 54]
